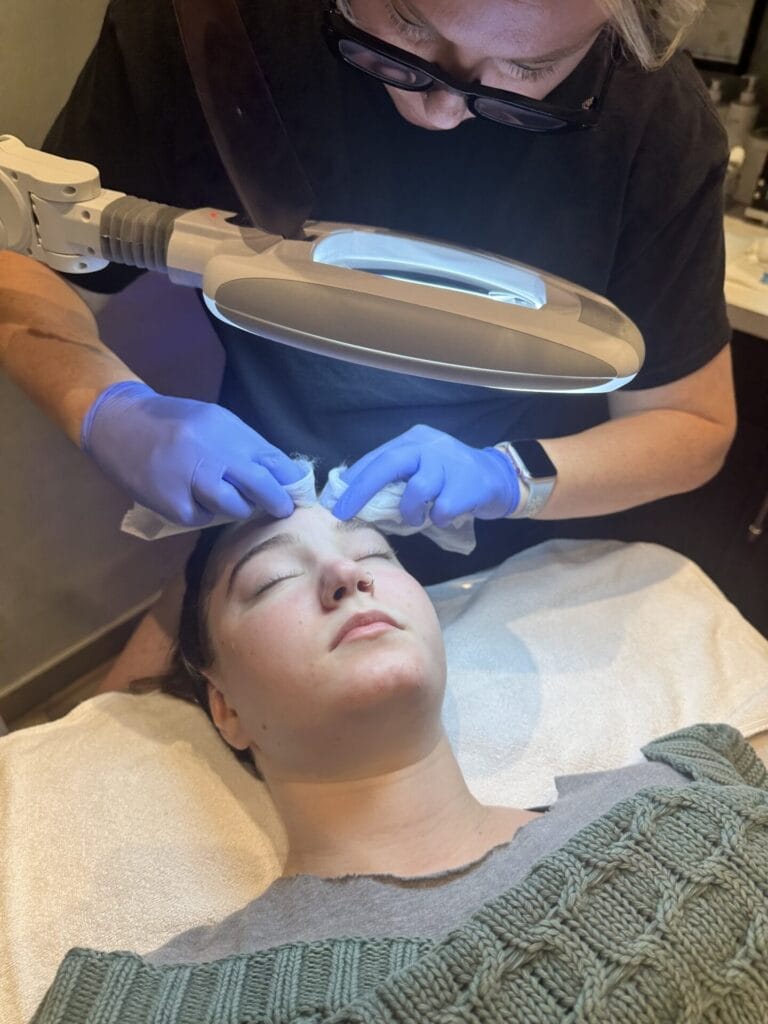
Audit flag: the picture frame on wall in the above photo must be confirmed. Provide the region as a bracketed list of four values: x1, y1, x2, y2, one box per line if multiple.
[687, 0, 767, 74]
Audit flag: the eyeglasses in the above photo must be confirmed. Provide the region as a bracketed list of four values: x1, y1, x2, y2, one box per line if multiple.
[322, 8, 615, 134]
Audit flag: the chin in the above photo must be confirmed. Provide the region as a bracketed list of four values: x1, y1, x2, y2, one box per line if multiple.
[338, 656, 443, 716]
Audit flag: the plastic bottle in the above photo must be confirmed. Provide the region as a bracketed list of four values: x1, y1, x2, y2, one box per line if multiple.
[726, 74, 760, 151]
[735, 127, 768, 205]
[708, 77, 728, 127]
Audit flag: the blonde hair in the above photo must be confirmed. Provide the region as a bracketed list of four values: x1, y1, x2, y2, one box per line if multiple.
[597, 0, 707, 70]
[335, 0, 705, 73]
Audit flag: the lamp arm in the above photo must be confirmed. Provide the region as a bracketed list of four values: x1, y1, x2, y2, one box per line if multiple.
[0, 134, 278, 283]
[0, 135, 644, 395]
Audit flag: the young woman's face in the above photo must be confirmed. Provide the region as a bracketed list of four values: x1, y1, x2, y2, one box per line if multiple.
[204, 505, 447, 780]
[344, 0, 607, 130]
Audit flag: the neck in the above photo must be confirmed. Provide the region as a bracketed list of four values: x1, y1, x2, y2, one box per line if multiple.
[266, 733, 528, 878]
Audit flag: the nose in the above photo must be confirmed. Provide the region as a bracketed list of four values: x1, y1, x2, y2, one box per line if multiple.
[320, 561, 376, 608]
[421, 87, 471, 129]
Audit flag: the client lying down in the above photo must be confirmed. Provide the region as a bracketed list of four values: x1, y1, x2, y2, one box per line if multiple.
[33, 505, 768, 1023]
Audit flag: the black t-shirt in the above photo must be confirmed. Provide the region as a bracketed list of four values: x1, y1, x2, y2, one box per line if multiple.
[44, 0, 731, 581]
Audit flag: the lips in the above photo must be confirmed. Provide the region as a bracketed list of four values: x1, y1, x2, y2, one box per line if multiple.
[331, 610, 401, 651]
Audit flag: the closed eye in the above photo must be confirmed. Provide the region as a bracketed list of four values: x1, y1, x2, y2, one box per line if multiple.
[498, 59, 557, 83]
[355, 548, 396, 561]
[252, 552, 392, 595]
[253, 571, 303, 596]
[385, 0, 432, 42]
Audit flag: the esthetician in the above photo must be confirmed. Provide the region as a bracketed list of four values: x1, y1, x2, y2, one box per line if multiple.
[0, 0, 736, 680]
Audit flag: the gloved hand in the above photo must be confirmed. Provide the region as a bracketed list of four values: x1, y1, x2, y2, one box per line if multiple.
[331, 424, 520, 527]
[81, 381, 304, 526]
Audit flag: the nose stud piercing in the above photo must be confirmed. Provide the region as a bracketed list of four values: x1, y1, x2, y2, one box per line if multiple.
[358, 571, 375, 592]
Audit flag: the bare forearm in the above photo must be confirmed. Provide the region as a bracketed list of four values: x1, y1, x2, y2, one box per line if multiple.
[535, 408, 734, 519]
[0, 252, 140, 446]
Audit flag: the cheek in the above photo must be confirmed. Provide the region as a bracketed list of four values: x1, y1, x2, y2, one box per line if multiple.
[215, 601, 320, 707]
[390, 574, 446, 665]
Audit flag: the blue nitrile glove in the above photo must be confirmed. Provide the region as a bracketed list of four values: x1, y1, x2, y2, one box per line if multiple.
[331, 424, 520, 527]
[81, 381, 305, 526]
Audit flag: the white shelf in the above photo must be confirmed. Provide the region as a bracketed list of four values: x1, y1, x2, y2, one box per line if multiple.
[724, 212, 768, 341]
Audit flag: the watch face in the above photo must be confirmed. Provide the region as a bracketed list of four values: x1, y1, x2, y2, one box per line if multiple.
[513, 440, 557, 478]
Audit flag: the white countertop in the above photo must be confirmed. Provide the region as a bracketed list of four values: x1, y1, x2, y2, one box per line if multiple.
[724, 212, 768, 340]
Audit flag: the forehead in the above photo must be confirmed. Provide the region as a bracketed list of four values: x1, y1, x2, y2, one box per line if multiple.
[400, 0, 606, 53]
[215, 506, 384, 568]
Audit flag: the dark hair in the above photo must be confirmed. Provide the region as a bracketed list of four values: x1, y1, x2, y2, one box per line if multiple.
[131, 523, 264, 778]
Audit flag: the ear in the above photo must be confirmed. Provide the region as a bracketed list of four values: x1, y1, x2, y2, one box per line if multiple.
[206, 680, 253, 751]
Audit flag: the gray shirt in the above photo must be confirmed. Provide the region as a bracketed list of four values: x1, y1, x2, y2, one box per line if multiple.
[147, 760, 688, 965]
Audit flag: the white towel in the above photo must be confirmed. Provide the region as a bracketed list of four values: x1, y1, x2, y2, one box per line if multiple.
[120, 459, 477, 552]
[318, 465, 477, 554]
[120, 458, 318, 540]
[433, 539, 768, 807]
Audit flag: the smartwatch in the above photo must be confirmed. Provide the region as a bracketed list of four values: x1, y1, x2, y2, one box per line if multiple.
[494, 440, 558, 518]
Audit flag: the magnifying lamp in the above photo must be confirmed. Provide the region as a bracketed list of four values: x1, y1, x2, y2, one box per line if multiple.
[0, 134, 643, 392]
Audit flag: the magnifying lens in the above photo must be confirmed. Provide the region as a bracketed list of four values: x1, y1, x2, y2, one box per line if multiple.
[0, 134, 643, 394]
[168, 0, 644, 394]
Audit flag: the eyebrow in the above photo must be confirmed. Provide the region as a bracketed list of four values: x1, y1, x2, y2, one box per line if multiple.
[225, 519, 381, 595]
[392, 0, 598, 65]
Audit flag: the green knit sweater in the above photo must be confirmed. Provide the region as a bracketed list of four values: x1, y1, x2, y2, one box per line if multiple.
[31, 725, 768, 1024]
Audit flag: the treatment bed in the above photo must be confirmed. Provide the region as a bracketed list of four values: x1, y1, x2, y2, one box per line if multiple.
[1, 538, 766, 1024]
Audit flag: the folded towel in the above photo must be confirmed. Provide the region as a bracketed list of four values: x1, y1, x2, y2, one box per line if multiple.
[121, 459, 477, 552]
[318, 465, 476, 554]
[120, 458, 317, 540]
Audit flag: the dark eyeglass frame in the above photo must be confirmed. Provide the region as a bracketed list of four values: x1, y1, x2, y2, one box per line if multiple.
[322, 8, 615, 134]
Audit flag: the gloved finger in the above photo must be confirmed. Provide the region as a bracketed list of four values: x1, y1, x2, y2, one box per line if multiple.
[338, 435, 413, 488]
[226, 461, 295, 518]
[144, 489, 216, 529]
[430, 483, 479, 527]
[256, 447, 306, 486]
[192, 459, 260, 520]
[333, 445, 422, 520]
[173, 504, 217, 529]
[399, 460, 446, 527]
